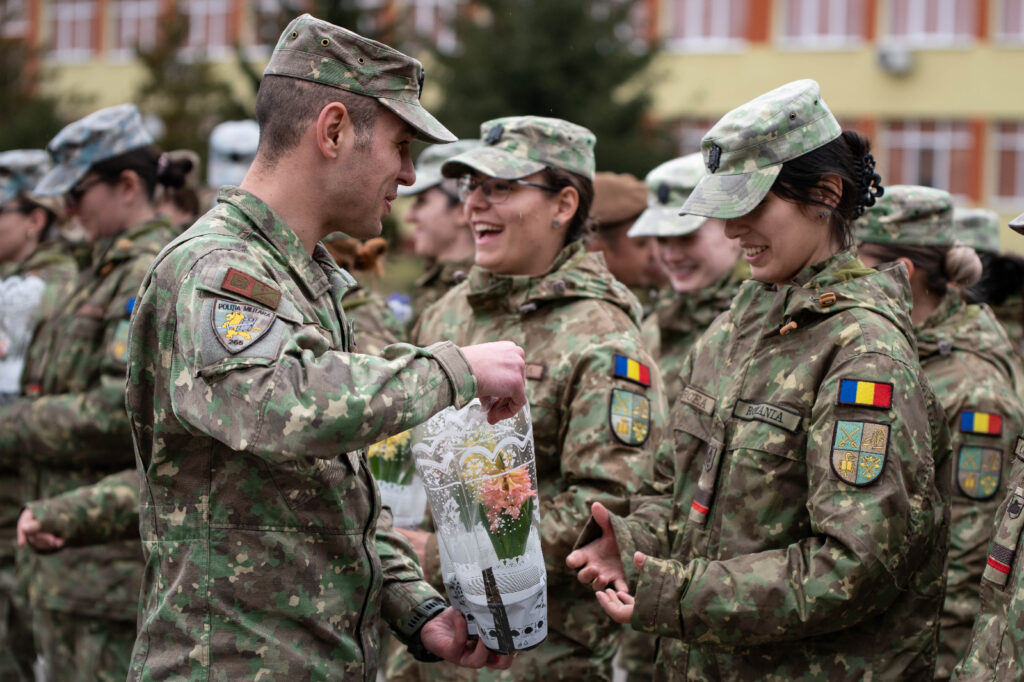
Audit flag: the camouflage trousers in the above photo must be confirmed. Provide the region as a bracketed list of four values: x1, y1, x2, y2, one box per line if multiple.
[620, 630, 657, 682]
[32, 609, 134, 682]
[0, 561, 34, 682]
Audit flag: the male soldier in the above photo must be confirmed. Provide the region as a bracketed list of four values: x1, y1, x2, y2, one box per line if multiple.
[125, 15, 526, 680]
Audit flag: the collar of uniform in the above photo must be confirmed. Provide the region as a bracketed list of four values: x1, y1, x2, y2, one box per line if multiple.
[92, 215, 172, 272]
[216, 186, 331, 299]
[464, 241, 586, 308]
[914, 289, 1003, 361]
[789, 248, 860, 288]
[658, 267, 741, 334]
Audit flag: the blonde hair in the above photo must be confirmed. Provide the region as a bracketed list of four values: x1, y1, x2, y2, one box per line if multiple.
[943, 243, 983, 287]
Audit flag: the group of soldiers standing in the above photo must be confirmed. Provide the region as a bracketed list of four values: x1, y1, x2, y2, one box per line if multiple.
[3, 11, 1024, 682]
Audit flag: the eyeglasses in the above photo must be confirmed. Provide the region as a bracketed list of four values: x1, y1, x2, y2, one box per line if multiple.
[66, 175, 105, 208]
[457, 175, 560, 204]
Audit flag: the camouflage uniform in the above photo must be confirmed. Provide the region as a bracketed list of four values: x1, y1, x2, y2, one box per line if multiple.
[857, 186, 1024, 679]
[403, 116, 667, 681]
[578, 80, 952, 681]
[342, 286, 406, 356]
[126, 16, 490, 680]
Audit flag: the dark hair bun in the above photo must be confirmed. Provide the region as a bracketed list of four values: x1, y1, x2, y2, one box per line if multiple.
[157, 151, 198, 190]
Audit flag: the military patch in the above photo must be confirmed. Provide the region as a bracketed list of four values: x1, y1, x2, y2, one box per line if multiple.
[613, 354, 651, 387]
[830, 420, 889, 486]
[960, 410, 1003, 436]
[837, 378, 893, 409]
[984, 487, 1024, 586]
[1015, 436, 1024, 464]
[957, 446, 1002, 500]
[609, 389, 650, 446]
[212, 300, 276, 354]
[680, 384, 715, 416]
[221, 267, 281, 310]
[108, 319, 130, 364]
[732, 399, 801, 433]
[707, 143, 721, 173]
[985, 542, 1015, 585]
[525, 363, 546, 381]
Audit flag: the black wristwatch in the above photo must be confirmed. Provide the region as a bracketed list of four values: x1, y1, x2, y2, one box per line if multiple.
[395, 597, 447, 662]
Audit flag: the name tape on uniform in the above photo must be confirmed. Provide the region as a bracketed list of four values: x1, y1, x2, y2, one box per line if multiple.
[680, 384, 715, 416]
[732, 399, 802, 433]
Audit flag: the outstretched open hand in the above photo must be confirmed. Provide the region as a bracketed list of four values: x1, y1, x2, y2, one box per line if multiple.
[565, 501, 628, 592]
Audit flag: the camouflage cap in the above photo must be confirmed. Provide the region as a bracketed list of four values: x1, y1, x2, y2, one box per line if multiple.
[35, 103, 154, 197]
[854, 185, 954, 247]
[681, 79, 841, 220]
[954, 207, 1001, 253]
[264, 14, 455, 144]
[1009, 210, 1024, 235]
[398, 139, 481, 197]
[441, 116, 596, 181]
[0, 149, 51, 205]
[629, 153, 708, 238]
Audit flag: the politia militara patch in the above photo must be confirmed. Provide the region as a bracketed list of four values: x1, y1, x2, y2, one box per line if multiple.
[212, 300, 276, 354]
[830, 420, 889, 486]
[609, 389, 650, 446]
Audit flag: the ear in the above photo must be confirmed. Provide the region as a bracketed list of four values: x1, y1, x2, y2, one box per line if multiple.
[315, 102, 352, 160]
[551, 185, 580, 232]
[26, 207, 47, 237]
[896, 256, 915, 279]
[117, 170, 144, 202]
[814, 173, 843, 209]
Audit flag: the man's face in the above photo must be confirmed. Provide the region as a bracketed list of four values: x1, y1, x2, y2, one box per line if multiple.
[407, 186, 466, 260]
[589, 223, 667, 289]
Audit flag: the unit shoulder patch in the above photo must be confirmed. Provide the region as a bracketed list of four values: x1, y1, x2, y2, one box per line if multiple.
[732, 399, 801, 433]
[960, 410, 1003, 436]
[837, 378, 893, 409]
[109, 319, 130, 364]
[680, 384, 716, 416]
[609, 388, 650, 446]
[1015, 436, 1024, 464]
[957, 445, 1002, 500]
[830, 420, 889, 486]
[221, 267, 281, 310]
[612, 354, 651, 387]
[212, 300, 276, 354]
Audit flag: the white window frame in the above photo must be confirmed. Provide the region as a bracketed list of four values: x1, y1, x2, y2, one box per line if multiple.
[996, 0, 1024, 43]
[995, 122, 1024, 203]
[182, 0, 232, 57]
[780, 0, 865, 49]
[666, 0, 747, 54]
[110, 0, 161, 59]
[1, 0, 29, 38]
[888, 0, 975, 48]
[49, 0, 95, 61]
[409, 0, 459, 54]
[884, 120, 973, 200]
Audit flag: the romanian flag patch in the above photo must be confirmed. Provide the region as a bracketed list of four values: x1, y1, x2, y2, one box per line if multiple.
[613, 354, 651, 387]
[960, 411, 1003, 436]
[837, 379, 893, 409]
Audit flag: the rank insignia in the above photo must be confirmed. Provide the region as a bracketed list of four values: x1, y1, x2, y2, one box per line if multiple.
[213, 300, 276, 354]
[837, 379, 893, 409]
[830, 420, 889, 486]
[960, 410, 1003, 436]
[957, 446, 1002, 500]
[108, 319, 130, 364]
[221, 267, 281, 310]
[613, 354, 651, 387]
[985, 541, 1015, 586]
[609, 389, 650, 446]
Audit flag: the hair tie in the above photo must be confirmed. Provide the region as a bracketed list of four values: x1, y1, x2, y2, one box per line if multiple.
[157, 153, 169, 175]
[855, 152, 884, 217]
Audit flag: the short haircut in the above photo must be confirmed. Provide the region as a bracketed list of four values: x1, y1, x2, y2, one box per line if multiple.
[254, 75, 379, 166]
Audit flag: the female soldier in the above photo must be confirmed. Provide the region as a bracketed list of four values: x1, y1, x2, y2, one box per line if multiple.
[856, 187, 1024, 680]
[408, 116, 668, 680]
[0, 104, 184, 681]
[632, 152, 744, 408]
[567, 79, 950, 680]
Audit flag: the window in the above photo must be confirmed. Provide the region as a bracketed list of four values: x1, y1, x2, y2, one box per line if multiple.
[50, 0, 96, 60]
[782, 0, 866, 47]
[995, 122, 1024, 202]
[1, 0, 28, 38]
[667, 0, 747, 51]
[672, 117, 718, 155]
[997, 0, 1024, 42]
[183, 0, 232, 52]
[408, 0, 460, 53]
[883, 120, 974, 199]
[888, 0, 975, 46]
[111, 0, 160, 56]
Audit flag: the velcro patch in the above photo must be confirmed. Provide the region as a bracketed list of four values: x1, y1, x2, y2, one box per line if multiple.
[837, 379, 893, 409]
[681, 384, 715, 416]
[525, 363, 546, 381]
[1015, 436, 1024, 463]
[212, 300, 276, 354]
[732, 399, 801, 432]
[221, 267, 281, 310]
[960, 410, 1003, 436]
[957, 446, 1002, 500]
[830, 420, 889, 486]
[108, 319, 130, 364]
[613, 354, 650, 387]
[609, 389, 650, 446]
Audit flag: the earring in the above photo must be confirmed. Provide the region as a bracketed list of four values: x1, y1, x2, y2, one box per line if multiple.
[552, 219, 561, 229]
[818, 209, 831, 220]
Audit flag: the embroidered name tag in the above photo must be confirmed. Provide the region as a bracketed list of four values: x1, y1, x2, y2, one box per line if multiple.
[732, 399, 801, 433]
[960, 410, 1003, 436]
[681, 385, 715, 416]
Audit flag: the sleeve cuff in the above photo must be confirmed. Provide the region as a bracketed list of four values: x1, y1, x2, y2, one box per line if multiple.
[424, 341, 477, 409]
[631, 555, 686, 639]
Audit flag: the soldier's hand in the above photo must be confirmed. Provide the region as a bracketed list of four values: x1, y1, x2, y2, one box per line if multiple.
[565, 501, 628, 592]
[460, 342, 527, 424]
[596, 586, 636, 624]
[420, 607, 515, 669]
[16, 508, 65, 552]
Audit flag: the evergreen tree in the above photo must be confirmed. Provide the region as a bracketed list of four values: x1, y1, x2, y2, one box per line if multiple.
[430, 0, 672, 176]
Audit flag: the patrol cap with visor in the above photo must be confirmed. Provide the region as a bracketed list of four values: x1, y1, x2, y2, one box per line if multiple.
[398, 139, 481, 197]
[441, 116, 596, 183]
[854, 185, 955, 247]
[680, 79, 842, 220]
[629, 153, 708, 238]
[35, 103, 154, 198]
[264, 14, 455, 144]
[0, 150, 51, 205]
[954, 207, 1001, 254]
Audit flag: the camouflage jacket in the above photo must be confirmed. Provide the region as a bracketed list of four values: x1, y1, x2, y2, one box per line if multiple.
[598, 250, 951, 681]
[28, 468, 139, 547]
[413, 242, 667, 664]
[990, 296, 1024, 359]
[410, 259, 472, 330]
[126, 187, 477, 681]
[0, 217, 173, 620]
[916, 294, 1024, 680]
[640, 265, 745, 407]
[342, 284, 406, 356]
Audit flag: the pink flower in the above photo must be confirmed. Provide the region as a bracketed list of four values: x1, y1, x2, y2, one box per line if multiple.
[478, 467, 537, 532]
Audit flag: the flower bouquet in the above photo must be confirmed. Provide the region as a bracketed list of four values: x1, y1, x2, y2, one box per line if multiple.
[411, 400, 547, 654]
[367, 430, 427, 529]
